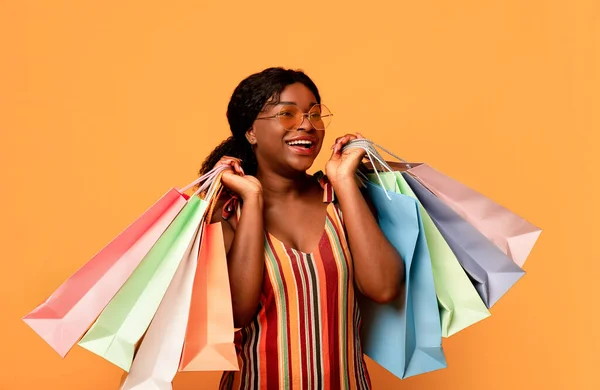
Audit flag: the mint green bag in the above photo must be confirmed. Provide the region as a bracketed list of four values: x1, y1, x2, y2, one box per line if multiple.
[78, 195, 209, 371]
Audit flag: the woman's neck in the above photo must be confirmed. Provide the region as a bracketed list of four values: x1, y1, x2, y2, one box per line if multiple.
[256, 168, 315, 201]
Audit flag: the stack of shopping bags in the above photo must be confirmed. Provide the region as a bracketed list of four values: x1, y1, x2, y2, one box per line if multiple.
[346, 138, 541, 379]
[23, 165, 239, 389]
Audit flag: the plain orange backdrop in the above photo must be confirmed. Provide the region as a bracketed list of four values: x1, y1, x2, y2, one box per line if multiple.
[1, 0, 599, 389]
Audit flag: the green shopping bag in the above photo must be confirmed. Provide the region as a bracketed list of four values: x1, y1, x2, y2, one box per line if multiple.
[78, 195, 209, 371]
[371, 172, 490, 337]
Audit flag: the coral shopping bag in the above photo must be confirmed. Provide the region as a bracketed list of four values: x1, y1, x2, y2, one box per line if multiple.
[179, 221, 238, 372]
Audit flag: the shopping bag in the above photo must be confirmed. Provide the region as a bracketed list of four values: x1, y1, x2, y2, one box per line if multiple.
[403, 173, 525, 308]
[385, 162, 540, 267]
[179, 222, 238, 372]
[22, 189, 188, 357]
[359, 179, 446, 379]
[77, 166, 229, 371]
[120, 223, 203, 390]
[371, 172, 490, 337]
[78, 194, 209, 371]
[22, 166, 228, 358]
[121, 176, 238, 388]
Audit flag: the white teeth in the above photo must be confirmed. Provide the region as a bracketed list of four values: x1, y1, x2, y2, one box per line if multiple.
[287, 140, 313, 146]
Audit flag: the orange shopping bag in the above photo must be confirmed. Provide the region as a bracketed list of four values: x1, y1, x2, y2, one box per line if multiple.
[179, 221, 238, 372]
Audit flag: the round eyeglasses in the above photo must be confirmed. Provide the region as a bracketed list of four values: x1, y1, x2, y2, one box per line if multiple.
[255, 104, 333, 131]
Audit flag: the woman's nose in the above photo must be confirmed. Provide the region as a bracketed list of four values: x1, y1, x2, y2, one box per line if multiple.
[296, 114, 315, 132]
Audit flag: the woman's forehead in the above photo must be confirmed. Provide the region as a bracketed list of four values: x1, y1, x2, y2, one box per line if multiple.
[277, 83, 318, 107]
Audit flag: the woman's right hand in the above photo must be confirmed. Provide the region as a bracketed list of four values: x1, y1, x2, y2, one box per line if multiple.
[215, 156, 262, 200]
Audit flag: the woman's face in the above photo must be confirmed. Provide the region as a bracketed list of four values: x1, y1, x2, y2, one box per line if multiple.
[248, 82, 326, 175]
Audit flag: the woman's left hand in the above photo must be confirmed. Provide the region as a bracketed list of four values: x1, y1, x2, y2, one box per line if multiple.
[325, 132, 366, 185]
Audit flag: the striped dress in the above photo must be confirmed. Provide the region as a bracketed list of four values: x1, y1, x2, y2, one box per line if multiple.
[219, 174, 372, 390]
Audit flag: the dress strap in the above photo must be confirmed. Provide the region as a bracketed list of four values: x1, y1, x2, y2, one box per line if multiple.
[314, 171, 335, 204]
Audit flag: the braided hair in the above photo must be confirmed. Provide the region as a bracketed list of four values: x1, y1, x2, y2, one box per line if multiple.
[199, 67, 322, 176]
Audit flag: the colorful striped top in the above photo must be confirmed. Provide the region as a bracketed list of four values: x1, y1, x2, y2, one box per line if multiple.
[219, 174, 372, 390]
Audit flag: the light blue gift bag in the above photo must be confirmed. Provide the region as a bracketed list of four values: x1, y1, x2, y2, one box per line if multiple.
[359, 179, 447, 379]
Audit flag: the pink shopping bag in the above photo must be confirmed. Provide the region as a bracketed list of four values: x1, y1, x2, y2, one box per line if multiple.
[404, 163, 541, 267]
[23, 169, 224, 358]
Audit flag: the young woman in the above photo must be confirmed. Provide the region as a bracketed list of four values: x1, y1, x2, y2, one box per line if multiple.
[199, 67, 404, 390]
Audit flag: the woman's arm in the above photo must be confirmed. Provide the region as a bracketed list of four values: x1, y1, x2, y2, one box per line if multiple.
[208, 159, 265, 329]
[326, 133, 404, 303]
[212, 193, 265, 328]
[331, 177, 404, 303]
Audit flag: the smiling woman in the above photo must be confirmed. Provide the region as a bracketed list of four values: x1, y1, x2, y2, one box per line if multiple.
[197, 67, 405, 389]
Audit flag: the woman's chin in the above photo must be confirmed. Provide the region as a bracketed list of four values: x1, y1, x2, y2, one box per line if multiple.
[286, 156, 316, 173]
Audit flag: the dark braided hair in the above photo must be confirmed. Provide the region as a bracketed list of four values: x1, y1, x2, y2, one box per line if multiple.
[199, 67, 322, 176]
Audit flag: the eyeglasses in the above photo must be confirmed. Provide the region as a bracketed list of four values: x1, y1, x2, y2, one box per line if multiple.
[255, 104, 333, 131]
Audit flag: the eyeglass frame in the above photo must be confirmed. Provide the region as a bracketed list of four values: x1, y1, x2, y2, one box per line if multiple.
[254, 103, 333, 131]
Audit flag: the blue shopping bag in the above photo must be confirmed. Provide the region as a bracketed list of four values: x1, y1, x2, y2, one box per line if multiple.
[359, 180, 447, 379]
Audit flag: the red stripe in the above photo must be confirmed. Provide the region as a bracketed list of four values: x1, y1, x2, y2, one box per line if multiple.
[238, 324, 251, 389]
[288, 248, 309, 387]
[264, 236, 282, 390]
[330, 204, 371, 389]
[318, 227, 341, 389]
[258, 298, 268, 384]
[299, 254, 316, 388]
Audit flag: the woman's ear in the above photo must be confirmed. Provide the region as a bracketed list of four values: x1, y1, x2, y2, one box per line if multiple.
[246, 127, 257, 145]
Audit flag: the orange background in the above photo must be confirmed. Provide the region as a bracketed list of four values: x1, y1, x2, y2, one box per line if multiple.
[1, 0, 599, 389]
